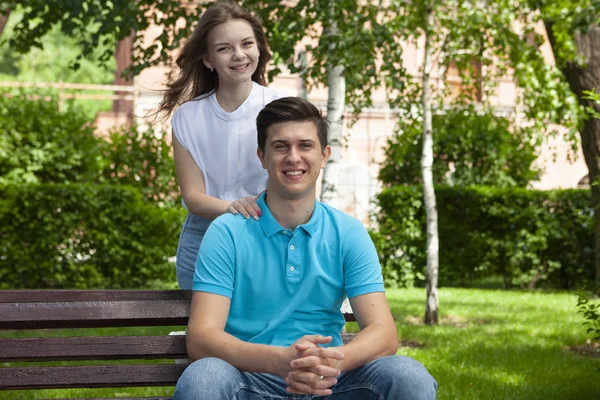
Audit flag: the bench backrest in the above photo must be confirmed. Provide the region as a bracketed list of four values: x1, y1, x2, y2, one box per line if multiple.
[0, 290, 356, 396]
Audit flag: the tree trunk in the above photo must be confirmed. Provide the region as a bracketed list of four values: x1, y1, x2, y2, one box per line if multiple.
[0, 8, 10, 38]
[320, 5, 345, 209]
[422, 4, 439, 325]
[545, 23, 600, 283]
[321, 9, 349, 318]
[321, 63, 345, 208]
[112, 31, 135, 115]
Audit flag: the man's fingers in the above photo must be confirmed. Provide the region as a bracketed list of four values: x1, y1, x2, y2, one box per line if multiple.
[298, 346, 345, 361]
[291, 355, 332, 369]
[285, 376, 335, 396]
[288, 368, 339, 383]
[294, 342, 313, 351]
[299, 335, 333, 345]
[307, 365, 341, 378]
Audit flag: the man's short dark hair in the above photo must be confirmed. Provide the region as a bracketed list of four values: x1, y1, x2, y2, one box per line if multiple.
[257, 97, 329, 152]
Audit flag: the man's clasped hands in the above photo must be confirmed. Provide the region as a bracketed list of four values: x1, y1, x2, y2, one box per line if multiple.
[283, 335, 345, 397]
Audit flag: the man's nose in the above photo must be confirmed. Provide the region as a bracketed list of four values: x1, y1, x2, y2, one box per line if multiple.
[286, 147, 301, 163]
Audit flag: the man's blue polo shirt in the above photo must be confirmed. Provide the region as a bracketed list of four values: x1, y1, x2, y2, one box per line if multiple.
[192, 192, 384, 347]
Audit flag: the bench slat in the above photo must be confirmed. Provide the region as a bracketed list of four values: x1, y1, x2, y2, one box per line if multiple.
[0, 336, 187, 361]
[0, 364, 186, 390]
[1, 334, 355, 362]
[0, 290, 192, 303]
[0, 300, 190, 330]
[0, 291, 355, 330]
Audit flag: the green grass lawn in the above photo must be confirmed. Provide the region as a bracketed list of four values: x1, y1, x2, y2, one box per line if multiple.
[1, 288, 598, 399]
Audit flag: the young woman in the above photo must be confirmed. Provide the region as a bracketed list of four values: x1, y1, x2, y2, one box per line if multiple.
[158, 2, 283, 289]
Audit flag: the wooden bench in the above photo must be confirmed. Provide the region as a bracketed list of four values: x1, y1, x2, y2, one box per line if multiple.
[0, 290, 356, 399]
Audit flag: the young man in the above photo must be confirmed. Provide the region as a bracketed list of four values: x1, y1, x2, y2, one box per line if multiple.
[175, 97, 437, 399]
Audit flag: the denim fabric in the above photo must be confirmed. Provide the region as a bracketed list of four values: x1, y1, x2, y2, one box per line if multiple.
[174, 355, 437, 400]
[176, 212, 212, 290]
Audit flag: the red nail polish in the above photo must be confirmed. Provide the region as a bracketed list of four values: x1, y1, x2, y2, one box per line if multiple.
[257, 210, 262, 217]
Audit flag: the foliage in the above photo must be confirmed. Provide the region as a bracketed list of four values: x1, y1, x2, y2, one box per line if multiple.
[4, 0, 393, 120]
[583, 89, 600, 119]
[379, 105, 541, 188]
[0, 94, 178, 204]
[1, 1, 198, 77]
[0, 10, 114, 119]
[243, 0, 392, 118]
[380, 0, 580, 148]
[0, 9, 114, 83]
[0, 183, 185, 289]
[576, 284, 600, 346]
[530, 0, 600, 66]
[373, 186, 593, 289]
[0, 93, 101, 186]
[4, 1, 588, 134]
[98, 124, 180, 206]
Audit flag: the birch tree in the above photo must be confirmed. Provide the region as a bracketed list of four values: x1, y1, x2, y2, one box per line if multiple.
[320, 16, 346, 208]
[381, 0, 578, 324]
[420, 2, 439, 324]
[242, 0, 390, 207]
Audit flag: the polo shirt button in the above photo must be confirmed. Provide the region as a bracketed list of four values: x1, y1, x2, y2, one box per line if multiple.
[283, 230, 288, 234]
[289, 266, 295, 272]
[290, 245, 295, 250]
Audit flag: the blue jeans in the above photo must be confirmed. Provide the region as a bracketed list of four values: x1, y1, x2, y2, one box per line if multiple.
[176, 213, 212, 289]
[174, 355, 437, 400]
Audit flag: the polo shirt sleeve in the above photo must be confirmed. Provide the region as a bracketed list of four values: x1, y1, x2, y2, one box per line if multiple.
[343, 222, 385, 298]
[192, 222, 235, 298]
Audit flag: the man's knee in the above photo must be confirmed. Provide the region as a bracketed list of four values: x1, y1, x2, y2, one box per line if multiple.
[371, 355, 437, 399]
[174, 357, 241, 400]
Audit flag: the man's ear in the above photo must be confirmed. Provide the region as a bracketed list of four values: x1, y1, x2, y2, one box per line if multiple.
[257, 147, 266, 169]
[203, 57, 214, 71]
[320, 145, 331, 169]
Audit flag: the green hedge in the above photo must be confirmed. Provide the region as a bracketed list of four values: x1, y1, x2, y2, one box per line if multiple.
[372, 186, 593, 289]
[0, 93, 100, 186]
[0, 184, 186, 289]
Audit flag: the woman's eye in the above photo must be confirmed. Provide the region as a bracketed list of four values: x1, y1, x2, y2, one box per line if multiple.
[243, 41, 255, 47]
[217, 47, 228, 52]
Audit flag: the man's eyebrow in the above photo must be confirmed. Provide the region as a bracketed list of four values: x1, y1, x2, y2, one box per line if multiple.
[269, 139, 315, 145]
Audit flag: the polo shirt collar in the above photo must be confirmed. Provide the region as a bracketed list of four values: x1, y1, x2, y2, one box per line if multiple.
[257, 192, 321, 237]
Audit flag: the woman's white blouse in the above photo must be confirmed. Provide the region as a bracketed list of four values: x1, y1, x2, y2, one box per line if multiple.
[172, 82, 282, 206]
